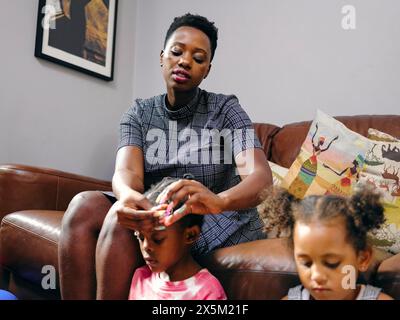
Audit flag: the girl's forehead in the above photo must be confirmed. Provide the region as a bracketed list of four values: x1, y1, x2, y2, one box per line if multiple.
[294, 219, 350, 250]
[296, 218, 346, 232]
[296, 215, 347, 231]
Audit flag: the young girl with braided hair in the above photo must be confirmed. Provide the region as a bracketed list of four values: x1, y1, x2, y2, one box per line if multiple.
[259, 187, 394, 300]
[128, 176, 227, 300]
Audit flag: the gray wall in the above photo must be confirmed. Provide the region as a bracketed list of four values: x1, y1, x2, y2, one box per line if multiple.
[133, 0, 400, 126]
[0, 0, 137, 180]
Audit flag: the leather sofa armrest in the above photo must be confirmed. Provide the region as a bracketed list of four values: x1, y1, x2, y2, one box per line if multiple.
[198, 238, 300, 300]
[0, 210, 64, 291]
[0, 164, 111, 221]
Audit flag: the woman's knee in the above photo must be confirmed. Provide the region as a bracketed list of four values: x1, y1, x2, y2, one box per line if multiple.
[98, 205, 134, 244]
[61, 191, 112, 232]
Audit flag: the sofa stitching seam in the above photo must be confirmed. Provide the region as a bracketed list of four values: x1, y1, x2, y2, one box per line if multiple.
[1, 220, 58, 246]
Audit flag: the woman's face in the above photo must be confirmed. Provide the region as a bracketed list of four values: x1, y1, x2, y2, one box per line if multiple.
[161, 26, 212, 93]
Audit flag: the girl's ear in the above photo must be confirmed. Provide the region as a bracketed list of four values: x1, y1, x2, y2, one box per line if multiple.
[357, 247, 372, 272]
[184, 225, 201, 245]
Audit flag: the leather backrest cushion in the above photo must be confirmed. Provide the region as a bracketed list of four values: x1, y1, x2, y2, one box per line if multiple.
[253, 123, 281, 158]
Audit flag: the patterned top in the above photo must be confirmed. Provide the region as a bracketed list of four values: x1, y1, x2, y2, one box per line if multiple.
[128, 266, 227, 300]
[287, 284, 382, 300]
[116, 88, 265, 255]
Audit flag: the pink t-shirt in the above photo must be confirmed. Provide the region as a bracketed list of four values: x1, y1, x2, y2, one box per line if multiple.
[129, 265, 227, 300]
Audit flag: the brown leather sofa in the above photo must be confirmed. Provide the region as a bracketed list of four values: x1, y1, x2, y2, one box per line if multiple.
[1, 114, 400, 300]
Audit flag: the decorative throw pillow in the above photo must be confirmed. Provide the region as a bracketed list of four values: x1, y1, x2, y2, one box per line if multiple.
[281, 110, 373, 198]
[268, 161, 289, 187]
[356, 128, 400, 254]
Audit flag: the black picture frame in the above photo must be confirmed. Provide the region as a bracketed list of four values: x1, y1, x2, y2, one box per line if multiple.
[35, 0, 118, 81]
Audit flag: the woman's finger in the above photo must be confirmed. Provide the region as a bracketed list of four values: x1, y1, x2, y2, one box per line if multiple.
[116, 207, 156, 221]
[156, 180, 181, 204]
[184, 193, 220, 214]
[168, 185, 200, 209]
[163, 204, 191, 226]
[156, 188, 170, 204]
[152, 203, 168, 212]
[117, 212, 157, 225]
[158, 179, 200, 204]
[118, 215, 157, 232]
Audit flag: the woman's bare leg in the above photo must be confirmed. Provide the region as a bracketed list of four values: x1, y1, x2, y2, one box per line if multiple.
[58, 191, 112, 300]
[95, 204, 143, 300]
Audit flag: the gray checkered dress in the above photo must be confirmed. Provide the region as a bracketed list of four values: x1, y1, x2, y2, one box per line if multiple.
[115, 88, 265, 255]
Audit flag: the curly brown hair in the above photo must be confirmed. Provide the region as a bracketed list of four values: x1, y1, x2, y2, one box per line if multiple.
[258, 186, 385, 252]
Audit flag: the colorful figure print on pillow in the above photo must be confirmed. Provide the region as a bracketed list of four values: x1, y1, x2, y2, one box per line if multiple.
[282, 110, 372, 199]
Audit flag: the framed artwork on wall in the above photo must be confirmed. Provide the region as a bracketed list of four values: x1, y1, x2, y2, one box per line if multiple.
[35, 0, 118, 81]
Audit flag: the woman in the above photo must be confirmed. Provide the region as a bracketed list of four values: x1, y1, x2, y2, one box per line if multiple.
[58, 13, 271, 299]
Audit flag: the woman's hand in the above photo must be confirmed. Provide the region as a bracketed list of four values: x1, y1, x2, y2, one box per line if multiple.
[157, 179, 226, 226]
[116, 192, 165, 232]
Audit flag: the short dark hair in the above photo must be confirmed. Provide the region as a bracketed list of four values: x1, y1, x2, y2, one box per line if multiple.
[164, 13, 218, 61]
[144, 176, 204, 229]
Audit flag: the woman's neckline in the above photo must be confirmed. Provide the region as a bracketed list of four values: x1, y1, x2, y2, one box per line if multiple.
[162, 88, 201, 120]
